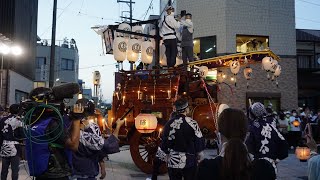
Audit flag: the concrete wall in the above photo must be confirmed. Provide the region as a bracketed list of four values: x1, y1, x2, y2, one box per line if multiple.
[176, 0, 298, 110]
[7, 70, 33, 106]
[35, 45, 79, 85]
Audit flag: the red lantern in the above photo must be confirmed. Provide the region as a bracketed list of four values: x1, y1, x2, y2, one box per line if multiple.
[135, 113, 158, 133]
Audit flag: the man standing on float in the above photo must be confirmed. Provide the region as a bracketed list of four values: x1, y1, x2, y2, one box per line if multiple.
[159, 6, 181, 68]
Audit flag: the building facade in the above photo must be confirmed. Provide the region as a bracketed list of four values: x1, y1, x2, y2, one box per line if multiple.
[35, 39, 79, 87]
[0, 0, 38, 79]
[296, 29, 320, 111]
[166, 0, 298, 111]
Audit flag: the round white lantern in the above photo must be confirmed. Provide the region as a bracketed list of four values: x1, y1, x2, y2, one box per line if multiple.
[141, 40, 154, 64]
[113, 37, 127, 62]
[132, 25, 144, 40]
[127, 38, 141, 62]
[243, 66, 253, 80]
[160, 44, 167, 66]
[262, 56, 273, 71]
[229, 60, 240, 75]
[199, 66, 209, 78]
[135, 113, 158, 133]
[117, 23, 131, 38]
[270, 60, 278, 73]
[274, 65, 281, 77]
[175, 46, 183, 66]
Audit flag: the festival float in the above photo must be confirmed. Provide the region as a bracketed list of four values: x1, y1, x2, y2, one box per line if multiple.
[92, 20, 282, 174]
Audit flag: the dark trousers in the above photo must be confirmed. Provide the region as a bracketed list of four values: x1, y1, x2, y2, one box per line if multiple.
[164, 39, 178, 67]
[182, 46, 193, 64]
[151, 157, 165, 180]
[168, 166, 197, 180]
[288, 131, 302, 147]
[1, 156, 20, 180]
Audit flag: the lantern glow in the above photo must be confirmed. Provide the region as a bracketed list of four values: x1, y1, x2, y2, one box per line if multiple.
[295, 147, 311, 162]
[135, 113, 158, 133]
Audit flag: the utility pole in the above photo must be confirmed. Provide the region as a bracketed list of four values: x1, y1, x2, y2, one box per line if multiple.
[49, 0, 57, 88]
[117, 0, 135, 70]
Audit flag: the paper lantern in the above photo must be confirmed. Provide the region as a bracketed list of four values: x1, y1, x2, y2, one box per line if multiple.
[262, 57, 273, 71]
[175, 46, 183, 66]
[117, 23, 131, 38]
[127, 38, 141, 62]
[274, 65, 281, 77]
[135, 113, 158, 133]
[243, 66, 253, 80]
[113, 37, 127, 62]
[270, 60, 278, 73]
[132, 25, 144, 40]
[229, 60, 240, 75]
[295, 147, 311, 162]
[199, 66, 209, 78]
[293, 119, 300, 127]
[217, 71, 226, 83]
[160, 44, 167, 66]
[141, 40, 154, 64]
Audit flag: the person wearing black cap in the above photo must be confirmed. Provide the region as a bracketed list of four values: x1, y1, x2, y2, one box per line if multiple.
[160, 98, 205, 180]
[159, 6, 181, 68]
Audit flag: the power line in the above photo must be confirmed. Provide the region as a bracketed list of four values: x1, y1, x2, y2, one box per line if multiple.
[141, 0, 154, 20]
[79, 63, 116, 69]
[39, 0, 74, 37]
[297, 0, 320, 7]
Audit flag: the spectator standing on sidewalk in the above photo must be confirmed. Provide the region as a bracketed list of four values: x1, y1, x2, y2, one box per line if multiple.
[0, 104, 24, 180]
[288, 109, 302, 149]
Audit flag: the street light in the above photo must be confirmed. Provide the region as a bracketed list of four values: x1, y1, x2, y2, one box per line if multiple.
[0, 41, 23, 106]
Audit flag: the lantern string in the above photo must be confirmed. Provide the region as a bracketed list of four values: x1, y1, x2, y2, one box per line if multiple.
[201, 79, 217, 127]
[169, 77, 172, 99]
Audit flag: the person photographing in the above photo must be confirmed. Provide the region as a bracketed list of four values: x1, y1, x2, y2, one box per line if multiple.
[24, 86, 85, 180]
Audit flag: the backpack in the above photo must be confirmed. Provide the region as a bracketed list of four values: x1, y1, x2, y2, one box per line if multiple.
[25, 117, 72, 177]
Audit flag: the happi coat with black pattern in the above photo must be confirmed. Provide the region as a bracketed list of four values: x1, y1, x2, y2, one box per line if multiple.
[160, 114, 205, 169]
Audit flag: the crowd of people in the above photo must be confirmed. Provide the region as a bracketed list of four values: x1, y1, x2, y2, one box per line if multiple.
[0, 87, 124, 180]
[0, 88, 319, 180]
[149, 100, 320, 180]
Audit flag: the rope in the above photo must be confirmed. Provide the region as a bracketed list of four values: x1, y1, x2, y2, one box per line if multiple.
[201, 79, 217, 128]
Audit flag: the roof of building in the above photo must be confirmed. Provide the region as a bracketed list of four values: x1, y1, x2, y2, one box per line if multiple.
[296, 29, 320, 42]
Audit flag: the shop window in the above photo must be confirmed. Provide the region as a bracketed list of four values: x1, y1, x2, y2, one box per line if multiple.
[15, 90, 28, 104]
[193, 36, 216, 60]
[61, 58, 74, 71]
[236, 35, 269, 53]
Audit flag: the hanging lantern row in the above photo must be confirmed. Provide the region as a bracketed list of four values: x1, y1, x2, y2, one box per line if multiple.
[262, 56, 282, 87]
[113, 22, 155, 66]
[195, 56, 281, 88]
